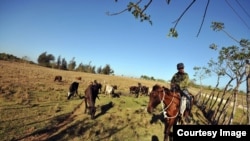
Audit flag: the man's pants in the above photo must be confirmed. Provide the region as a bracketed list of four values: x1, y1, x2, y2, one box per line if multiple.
[182, 90, 191, 111]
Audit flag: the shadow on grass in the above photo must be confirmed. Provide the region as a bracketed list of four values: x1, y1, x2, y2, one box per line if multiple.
[47, 115, 128, 141]
[151, 135, 160, 141]
[17, 114, 107, 140]
[47, 119, 95, 141]
[150, 113, 165, 124]
[95, 101, 114, 119]
[16, 113, 72, 141]
[17, 110, 128, 141]
[194, 109, 209, 125]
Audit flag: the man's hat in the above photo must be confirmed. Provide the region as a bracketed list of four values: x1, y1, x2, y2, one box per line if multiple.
[177, 63, 184, 69]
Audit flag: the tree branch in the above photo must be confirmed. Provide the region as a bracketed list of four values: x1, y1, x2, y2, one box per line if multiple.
[141, 0, 152, 14]
[196, 0, 210, 37]
[172, 0, 196, 30]
[106, 0, 153, 25]
[106, 0, 143, 16]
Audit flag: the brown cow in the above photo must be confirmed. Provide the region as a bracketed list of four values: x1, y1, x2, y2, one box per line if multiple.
[75, 77, 82, 81]
[54, 75, 62, 82]
[84, 83, 101, 119]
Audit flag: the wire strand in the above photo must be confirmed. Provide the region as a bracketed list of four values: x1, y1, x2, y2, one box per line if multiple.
[235, 0, 250, 19]
[225, 0, 250, 30]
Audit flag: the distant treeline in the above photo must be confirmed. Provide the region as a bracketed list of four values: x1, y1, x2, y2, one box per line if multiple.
[140, 75, 166, 82]
[0, 53, 35, 64]
[37, 51, 165, 80]
[37, 51, 115, 75]
[0, 52, 162, 81]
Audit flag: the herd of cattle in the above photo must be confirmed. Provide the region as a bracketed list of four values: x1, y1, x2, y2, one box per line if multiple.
[54, 75, 152, 119]
[54, 75, 151, 99]
[129, 84, 151, 98]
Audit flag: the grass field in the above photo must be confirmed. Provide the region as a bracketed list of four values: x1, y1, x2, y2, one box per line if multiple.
[0, 60, 207, 141]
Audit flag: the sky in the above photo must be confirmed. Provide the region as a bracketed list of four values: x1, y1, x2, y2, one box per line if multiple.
[0, 0, 249, 91]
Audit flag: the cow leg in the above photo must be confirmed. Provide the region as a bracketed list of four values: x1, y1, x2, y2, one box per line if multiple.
[135, 92, 139, 98]
[74, 91, 81, 99]
[91, 107, 96, 119]
[67, 92, 73, 100]
[84, 98, 88, 114]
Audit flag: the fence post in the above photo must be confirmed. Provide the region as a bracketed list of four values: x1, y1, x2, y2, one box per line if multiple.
[246, 60, 250, 125]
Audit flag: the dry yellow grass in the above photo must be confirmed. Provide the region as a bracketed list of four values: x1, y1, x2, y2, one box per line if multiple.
[0, 60, 206, 141]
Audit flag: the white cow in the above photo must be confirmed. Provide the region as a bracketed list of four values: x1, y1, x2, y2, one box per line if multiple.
[103, 84, 117, 97]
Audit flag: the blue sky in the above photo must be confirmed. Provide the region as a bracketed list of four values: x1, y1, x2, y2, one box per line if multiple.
[0, 0, 249, 91]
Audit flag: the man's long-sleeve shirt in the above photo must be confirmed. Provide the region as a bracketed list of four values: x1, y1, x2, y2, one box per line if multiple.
[171, 72, 189, 90]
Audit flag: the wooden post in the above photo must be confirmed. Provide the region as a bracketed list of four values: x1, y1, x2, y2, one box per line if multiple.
[246, 60, 250, 125]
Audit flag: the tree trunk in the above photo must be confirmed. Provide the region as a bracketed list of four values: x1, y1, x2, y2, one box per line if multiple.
[228, 90, 237, 125]
[212, 78, 234, 123]
[216, 94, 233, 124]
[247, 76, 250, 125]
[210, 91, 221, 110]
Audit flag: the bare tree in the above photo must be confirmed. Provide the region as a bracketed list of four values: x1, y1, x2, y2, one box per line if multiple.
[193, 66, 211, 106]
[194, 22, 249, 124]
[211, 22, 250, 124]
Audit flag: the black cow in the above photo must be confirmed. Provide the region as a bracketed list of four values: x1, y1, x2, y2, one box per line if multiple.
[129, 86, 141, 98]
[129, 86, 140, 94]
[129, 85, 149, 97]
[84, 83, 101, 119]
[67, 82, 79, 100]
[93, 80, 102, 94]
[141, 86, 149, 96]
[54, 75, 62, 82]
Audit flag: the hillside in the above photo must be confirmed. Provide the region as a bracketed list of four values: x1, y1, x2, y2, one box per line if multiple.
[0, 60, 207, 141]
